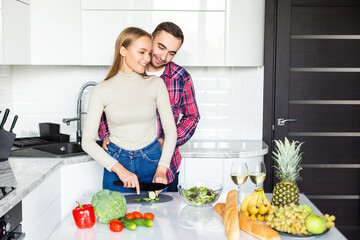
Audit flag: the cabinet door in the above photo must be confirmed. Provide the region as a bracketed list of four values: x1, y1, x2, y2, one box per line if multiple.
[22, 169, 61, 240]
[183, 158, 223, 183]
[2, 0, 30, 64]
[31, 0, 81, 64]
[226, 0, 265, 66]
[83, 0, 225, 11]
[82, 11, 225, 66]
[0, 9, 3, 64]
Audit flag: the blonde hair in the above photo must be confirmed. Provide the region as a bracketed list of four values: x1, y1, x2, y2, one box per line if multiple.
[105, 27, 151, 80]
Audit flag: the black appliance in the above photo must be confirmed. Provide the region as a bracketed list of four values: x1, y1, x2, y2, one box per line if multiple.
[0, 202, 24, 240]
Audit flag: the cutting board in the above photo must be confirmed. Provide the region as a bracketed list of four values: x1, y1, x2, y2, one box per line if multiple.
[125, 193, 173, 204]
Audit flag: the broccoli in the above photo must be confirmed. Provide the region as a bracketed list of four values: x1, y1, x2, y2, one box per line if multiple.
[91, 189, 127, 224]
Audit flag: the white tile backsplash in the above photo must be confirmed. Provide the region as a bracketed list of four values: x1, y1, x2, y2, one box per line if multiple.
[0, 65, 263, 141]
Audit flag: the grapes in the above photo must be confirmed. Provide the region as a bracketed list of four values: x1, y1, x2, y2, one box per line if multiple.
[265, 203, 336, 235]
[265, 203, 311, 235]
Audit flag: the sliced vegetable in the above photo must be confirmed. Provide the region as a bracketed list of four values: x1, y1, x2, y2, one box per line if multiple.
[125, 212, 135, 220]
[110, 219, 123, 232]
[143, 212, 154, 220]
[133, 218, 154, 227]
[155, 198, 160, 201]
[119, 217, 137, 230]
[142, 198, 151, 201]
[133, 199, 142, 202]
[133, 211, 143, 219]
[148, 191, 156, 200]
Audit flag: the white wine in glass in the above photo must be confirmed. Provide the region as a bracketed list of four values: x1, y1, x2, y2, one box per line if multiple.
[230, 162, 248, 208]
[249, 161, 266, 189]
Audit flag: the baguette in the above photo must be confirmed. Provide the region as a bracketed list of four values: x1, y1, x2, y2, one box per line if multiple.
[223, 190, 240, 240]
[214, 202, 281, 240]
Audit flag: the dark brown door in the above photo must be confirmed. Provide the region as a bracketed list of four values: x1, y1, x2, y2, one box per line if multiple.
[271, 0, 360, 239]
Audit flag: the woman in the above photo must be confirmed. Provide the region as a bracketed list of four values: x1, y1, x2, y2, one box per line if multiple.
[82, 27, 177, 195]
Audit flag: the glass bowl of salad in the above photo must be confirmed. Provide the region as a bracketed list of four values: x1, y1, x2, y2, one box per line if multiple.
[178, 181, 223, 207]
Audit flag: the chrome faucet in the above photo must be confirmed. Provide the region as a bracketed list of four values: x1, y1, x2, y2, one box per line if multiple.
[62, 81, 97, 144]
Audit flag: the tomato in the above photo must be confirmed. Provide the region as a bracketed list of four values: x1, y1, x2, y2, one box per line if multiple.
[143, 212, 154, 220]
[133, 211, 143, 219]
[110, 219, 123, 232]
[125, 213, 135, 220]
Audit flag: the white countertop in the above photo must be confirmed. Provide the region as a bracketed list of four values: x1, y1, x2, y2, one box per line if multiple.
[0, 155, 94, 217]
[49, 191, 346, 240]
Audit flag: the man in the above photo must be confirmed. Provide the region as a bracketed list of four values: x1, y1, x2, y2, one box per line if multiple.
[98, 22, 200, 191]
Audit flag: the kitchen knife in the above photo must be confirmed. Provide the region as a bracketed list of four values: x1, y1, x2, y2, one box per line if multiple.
[113, 180, 168, 191]
[9, 115, 18, 133]
[0, 109, 10, 129]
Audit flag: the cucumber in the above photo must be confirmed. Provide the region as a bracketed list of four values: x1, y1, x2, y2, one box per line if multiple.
[133, 218, 154, 227]
[148, 191, 156, 200]
[119, 217, 137, 230]
[133, 198, 142, 202]
[142, 198, 151, 201]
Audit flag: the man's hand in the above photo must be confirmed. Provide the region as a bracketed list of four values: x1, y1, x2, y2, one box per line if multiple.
[153, 165, 167, 196]
[102, 137, 110, 151]
[111, 162, 140, 195]
[158, 138, 164, 150]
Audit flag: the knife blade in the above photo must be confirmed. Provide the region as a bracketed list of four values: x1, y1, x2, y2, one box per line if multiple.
[9, 115, 18, 133]
[113, 180, 168, 191]
[0, 109, 10, 129]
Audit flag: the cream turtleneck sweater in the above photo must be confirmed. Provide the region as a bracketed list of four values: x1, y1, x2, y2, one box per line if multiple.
[82, 71, 177, 172]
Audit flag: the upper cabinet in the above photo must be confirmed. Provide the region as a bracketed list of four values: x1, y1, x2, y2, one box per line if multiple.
[0, 0, 265, 66]
[81, 0, 265, 66]
[30, 0, 82, 65]
[0, 0, 3, 64]
[2, 0, 31, 64]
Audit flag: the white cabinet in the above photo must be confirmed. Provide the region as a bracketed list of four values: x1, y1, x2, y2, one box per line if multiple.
[226, 0, 265, 66]
[60, 161, 103, 220]
[2, 0, 30, 64]
[0, 1, 3, 64]
[22, 169, 61, 240]
[81, 0, 264, 66]
[82, 11, 225, 66]
[30, 0, 82, 65]
[82, 0, 225, 11]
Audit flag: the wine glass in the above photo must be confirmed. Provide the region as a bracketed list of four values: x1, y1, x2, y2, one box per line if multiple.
[230, 162, 248, 208]
[249, 160, 266, 190]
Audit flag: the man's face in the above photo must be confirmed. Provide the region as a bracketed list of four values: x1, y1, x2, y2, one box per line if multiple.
[150, 30, 182, 68]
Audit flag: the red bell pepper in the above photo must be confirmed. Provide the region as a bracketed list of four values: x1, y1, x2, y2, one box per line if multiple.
[72, 201, 96, 229]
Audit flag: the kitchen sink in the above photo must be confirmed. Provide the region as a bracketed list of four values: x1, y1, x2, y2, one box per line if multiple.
[10, 141, 103, 158]
[33, 142, 85, 156]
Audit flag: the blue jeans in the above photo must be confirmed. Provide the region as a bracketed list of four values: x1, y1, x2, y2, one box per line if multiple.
[103, 139, 161, 192]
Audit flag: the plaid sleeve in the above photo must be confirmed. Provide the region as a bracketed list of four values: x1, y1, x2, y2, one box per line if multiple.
[97, 112, 110, 140]
[176, 75, 200, 147]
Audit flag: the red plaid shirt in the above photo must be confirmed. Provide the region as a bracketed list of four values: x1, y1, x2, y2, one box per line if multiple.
[97, 62, 200, 183]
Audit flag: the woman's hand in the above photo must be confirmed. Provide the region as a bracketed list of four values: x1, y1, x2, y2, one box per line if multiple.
[102, 137, 110, 151]
[111, 162, 140, 195]
[153, 165, 168, 195]
[158, 138, 164, 150]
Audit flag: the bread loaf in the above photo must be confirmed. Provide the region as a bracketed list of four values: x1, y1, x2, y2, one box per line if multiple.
[214, 202, 281, 240]
[223, 190, 240, 240]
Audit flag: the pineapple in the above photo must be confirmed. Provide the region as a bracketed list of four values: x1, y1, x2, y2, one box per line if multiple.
[271, 137, 304, 207]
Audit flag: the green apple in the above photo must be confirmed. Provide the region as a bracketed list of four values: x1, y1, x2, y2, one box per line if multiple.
[305, 215, 327, 234]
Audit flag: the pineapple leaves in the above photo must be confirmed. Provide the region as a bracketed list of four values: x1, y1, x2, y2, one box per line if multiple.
[272, 137, 304, 183]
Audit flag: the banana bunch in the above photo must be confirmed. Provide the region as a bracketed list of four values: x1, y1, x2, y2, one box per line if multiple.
[241, 188, 271, 221]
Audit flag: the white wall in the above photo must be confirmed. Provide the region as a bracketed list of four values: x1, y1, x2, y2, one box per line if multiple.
[1, 66, 263, 140]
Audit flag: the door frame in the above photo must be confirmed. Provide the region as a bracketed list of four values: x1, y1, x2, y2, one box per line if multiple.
[262, 0, 277, 192]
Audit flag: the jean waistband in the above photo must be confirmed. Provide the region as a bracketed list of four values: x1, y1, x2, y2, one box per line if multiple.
[108, 138, 158, 156]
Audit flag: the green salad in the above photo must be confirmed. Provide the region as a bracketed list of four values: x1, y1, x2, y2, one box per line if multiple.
[182, 186, 219, 206]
